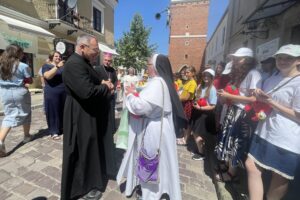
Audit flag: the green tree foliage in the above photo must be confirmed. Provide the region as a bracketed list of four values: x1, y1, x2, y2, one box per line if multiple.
[114, 14, 157, 70]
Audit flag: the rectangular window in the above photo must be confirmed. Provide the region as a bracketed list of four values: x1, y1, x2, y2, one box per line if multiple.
[93, 7, 102, 33]
[222, 26, 226, 45]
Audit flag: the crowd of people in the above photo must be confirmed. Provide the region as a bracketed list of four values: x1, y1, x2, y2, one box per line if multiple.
[0, 34, 299, 200]
[174, 45, 300, 200]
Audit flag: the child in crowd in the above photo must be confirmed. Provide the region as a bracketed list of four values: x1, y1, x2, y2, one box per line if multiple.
[190, 69, 217, 160]
[215, 47, 261, 182]
[178, 66, 197, 145]
[246, 44, 300, 200]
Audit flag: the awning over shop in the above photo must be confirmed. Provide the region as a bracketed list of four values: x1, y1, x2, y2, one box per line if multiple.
[0, 15, 55, 38]
[244, 0, 298, 23]
[98, 43, 119, 55]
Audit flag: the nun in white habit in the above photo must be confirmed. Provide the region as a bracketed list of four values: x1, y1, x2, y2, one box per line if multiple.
[117, 54, 186, 200]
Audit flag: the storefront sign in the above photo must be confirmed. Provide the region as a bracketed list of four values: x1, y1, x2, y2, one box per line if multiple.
[256, 38, 280, 62]
[0, 32, 32, 49]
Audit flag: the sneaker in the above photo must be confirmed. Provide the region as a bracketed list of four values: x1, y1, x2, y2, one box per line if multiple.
[0, 141, 6, 157]
[192, 153, 205, 161]
[23, 135, 32, 144]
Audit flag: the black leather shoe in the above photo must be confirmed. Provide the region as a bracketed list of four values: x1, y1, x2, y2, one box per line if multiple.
[82, 189, 102, 200]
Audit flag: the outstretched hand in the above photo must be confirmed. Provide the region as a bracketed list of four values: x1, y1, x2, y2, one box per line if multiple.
[125, 83, 136, 96]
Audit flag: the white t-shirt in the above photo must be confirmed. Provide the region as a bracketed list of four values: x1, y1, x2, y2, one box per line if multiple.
[255, 73, 300, 154]
[235, 69, 262, 109]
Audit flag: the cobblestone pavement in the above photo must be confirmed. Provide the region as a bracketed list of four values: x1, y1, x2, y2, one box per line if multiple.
[0, 108, 218, 200]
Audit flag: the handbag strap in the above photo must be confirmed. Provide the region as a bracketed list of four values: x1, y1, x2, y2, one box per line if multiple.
[267, 73, 300, 94]
[141, 79, 165, 151]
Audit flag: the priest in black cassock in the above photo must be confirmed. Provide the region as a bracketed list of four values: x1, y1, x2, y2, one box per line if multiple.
[94, 52, 117, 135]
[61, 34, 117, 200]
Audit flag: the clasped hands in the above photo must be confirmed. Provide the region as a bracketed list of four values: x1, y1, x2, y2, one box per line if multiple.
[101, 79, 114, 94]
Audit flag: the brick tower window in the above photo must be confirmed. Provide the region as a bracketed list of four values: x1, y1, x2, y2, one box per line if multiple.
[185, 54, 188, 59]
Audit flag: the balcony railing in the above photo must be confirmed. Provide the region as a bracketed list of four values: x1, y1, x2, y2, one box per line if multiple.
[46, 2, 94, 34]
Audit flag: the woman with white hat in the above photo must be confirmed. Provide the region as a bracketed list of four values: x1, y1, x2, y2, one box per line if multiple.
[215, 47, 262, 182]
[246, 44, 300, 200]
[190, 69, 217, 160]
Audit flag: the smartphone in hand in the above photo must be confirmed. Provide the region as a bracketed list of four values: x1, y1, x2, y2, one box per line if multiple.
[259, 91, 270, 99]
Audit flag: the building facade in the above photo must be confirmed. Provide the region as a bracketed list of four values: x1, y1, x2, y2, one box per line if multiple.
[168, 0, 209, 72]
[0, 0, 118, 88]
[205, 9, 227, 68]
[206, 0, 300, 65]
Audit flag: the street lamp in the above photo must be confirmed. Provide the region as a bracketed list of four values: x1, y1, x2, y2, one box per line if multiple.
[155, 8, 170, 26]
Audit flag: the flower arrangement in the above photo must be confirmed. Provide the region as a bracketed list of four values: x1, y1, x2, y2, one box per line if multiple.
[224, 84, 240, 105]
[244, 101, 272, 121]
[197, 98, 208, 107]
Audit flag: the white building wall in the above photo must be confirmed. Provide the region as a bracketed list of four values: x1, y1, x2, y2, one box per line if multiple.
[205, 11, 228, 68]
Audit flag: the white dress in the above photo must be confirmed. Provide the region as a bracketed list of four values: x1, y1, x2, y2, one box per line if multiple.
[117, 77, 182, 200]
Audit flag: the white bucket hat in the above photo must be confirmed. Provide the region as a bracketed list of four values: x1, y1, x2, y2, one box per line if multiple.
[203, 69, 215, 77]
[222, 61, 232, 75]
[230, 47, 253, 57]
[274, 44, 300, 57]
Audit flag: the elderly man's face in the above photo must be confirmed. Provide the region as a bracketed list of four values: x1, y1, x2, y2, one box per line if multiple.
[81, 38, 100, 64]
[103, 54, 113, 67]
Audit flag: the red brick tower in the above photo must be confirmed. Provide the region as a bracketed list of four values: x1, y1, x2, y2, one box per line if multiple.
[168, 0, 209, 72]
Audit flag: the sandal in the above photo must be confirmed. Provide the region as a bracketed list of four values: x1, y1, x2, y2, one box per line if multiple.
[215, 171, 239, 182]
[51, 134, 61, 141]
[176, 138, 187, 146]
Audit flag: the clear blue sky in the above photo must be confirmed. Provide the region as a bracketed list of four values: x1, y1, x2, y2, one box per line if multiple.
[206, 0, 229, 40]
[114, 0, 228, 55]
[114, 0, 170, 55]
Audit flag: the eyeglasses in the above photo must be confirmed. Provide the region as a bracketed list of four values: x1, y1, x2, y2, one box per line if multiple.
[81, 43, 99, 53]
[104, 59, 113, 63]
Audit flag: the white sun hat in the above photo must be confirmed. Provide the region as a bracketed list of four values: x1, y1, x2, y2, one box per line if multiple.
[273, 44, 300, 57]
[203, 68, 215, 77]
[222, 61, 232, 75]
[230, 47, 253, 57]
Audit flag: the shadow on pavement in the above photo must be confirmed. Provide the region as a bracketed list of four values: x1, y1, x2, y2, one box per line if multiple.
[6, 128, 48, 156]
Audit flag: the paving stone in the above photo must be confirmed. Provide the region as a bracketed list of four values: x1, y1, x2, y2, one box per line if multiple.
[47, 195, 60, 200]
[38, 154, 53, 162]
[179, 168, 197, 177]
[179, 175, 189, 184]
[15, 155, 35, 167]
[34, 176, 58, 191]
[48, 149, 62, 158]
[1, 162, 22, 174]
[5, 194, 26, 200]
[25, 188, 52, 199]
[0, 186, 12, 199]
[21, 170, 45, 182]
[107, 180, 119, 190]
[41, 166, 61, 181]
[26, 149, 43, 158]
[0, 170, 12, 184]
[13, 183, 37, 196]
[29, 160, 49, 171]
[103, 190, 127, 200]
[15, 166, 30, 177]
[49, 182, 61, 196]
[2, 176, 24, 191]
[182, 192, 202, 200]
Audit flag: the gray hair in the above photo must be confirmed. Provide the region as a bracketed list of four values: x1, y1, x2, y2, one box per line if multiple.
[76, 34, 97, 46]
